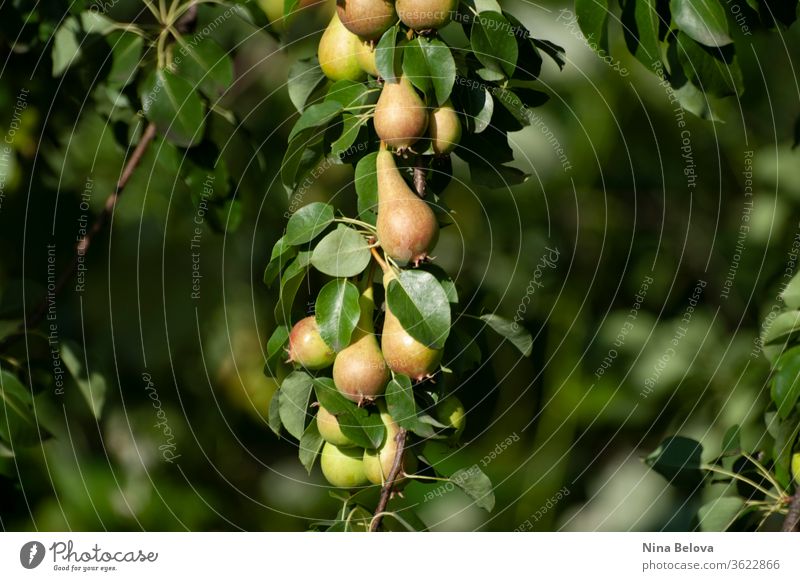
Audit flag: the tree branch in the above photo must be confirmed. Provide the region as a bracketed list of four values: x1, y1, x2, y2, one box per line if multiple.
[11, 122, 158, 337]
[413, 155, 428, 198]
[370, 428, 408, 532]
[782, 492, 800, 532]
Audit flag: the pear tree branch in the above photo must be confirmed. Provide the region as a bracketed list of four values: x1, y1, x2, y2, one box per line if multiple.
[782, 492, 800, 532]
[370, 427, 408, 532]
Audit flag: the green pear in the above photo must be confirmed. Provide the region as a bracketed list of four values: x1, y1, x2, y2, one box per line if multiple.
[363, 402, 418, 485]
[287, 316, 335, 370]
[336, 0, 397, 39]
[428, 99, 461, 155]
[435, 395, 466, 443]
[318, 13, 366, 82]
[396, 0, 457, 30]
[317, 404, 357, 447]
[356, 40, 379, 76]
[374, 75, 428, 150]
[792, 452, 800, 484]
[381, 270, 442, 379]
[320, 442, 368, 487]
[332, 285, 389, 403]
[376, 148, 438, 265]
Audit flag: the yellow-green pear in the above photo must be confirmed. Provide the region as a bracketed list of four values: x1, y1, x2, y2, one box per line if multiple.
[318, 13, 366, 81]
[317, 404, 357, 447]
[428, 99, 461, 155]
[356, 40, 379, 76]
[320, 442, 368, 487]
[363, 402, 418, 485]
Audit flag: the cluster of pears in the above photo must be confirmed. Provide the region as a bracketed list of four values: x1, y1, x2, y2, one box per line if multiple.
[286, 265, 463, 488]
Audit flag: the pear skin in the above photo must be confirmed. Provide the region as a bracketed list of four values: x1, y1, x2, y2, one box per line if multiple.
[356, 40, 379, 77]
[374, 76, 428, 150]
[317, 404, 357, 447]
[381, 270, 442, 379]
[428, 99, 461, 156]
[336, 0, 397, 39]
[332, 285, 389, 403]
[287, 316, 336, 370]
[320, 442, 369, 487]
[318, 13, 366, 82]
[376, 148, 439, 265]
[363, 401, 418, 486]
[396, 0, 457, 30]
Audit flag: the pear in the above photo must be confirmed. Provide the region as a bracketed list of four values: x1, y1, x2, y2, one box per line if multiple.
[332, 285, 389, 403]
[318, 13, 366, 82]
[376, 148, 438, 265]
[320, 442, 369, 487]
[374, 75, 428, 150]
[381, 270, 442, 379]
[287, 316, 336, 370]
[435, 395, 465, 443]
[356, 40, 379, 77]
[793, 452, 800, 485]
[317, 404, 357, 447]
[396, 0, 457, 30]
[336, 0, 397, 40]
[363, 402, 418, 486]
[428, 99, 461, 156]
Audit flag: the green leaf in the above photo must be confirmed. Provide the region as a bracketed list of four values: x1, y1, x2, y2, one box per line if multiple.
[174, 37, 234, 97]
[315, 279, 361, 352]
[264, 236, 297, 287]
[299, 417, 325, 474]
[385, 376, 437, 438]
[480, 314, 533, 356]
[782, 271, 800, 308]
[451, 465, 495, 512]
[274, 251, 311, 322]
[697, 497, 745, 531]
[354, 152, 379, 220]
[141, 68, 206, 148]
[771, 346, 800, 419]
[0, 369, 40, 446]
[288, 101, 343, 142]
[61, 341, 106, 420]
[326, 80, 370, 108]
[265, 324, 290, 377]
[268, 389, 282, 436]
[419, 264, 458, 304]
[107, 31, 143, 87]
[402, 38, 456, 106]
[281, 129, 325, 191]
[621, 0, 664, 67]
[675, 31, 742, 98]
[313, 378, 385, 449]
[375, 25, 400, 82]
[285, 202, 335, 246]
[454, 81, 494, 134]
[671, 0, 732, 48]
[52, 17, 81, 76]
[763, 310, 800, 347]
[575, 0, 609, 52]
[386, 270, 451, 349]
[330, 114, 368, 158]
[645, 435, 704, 489]
[288, 57, 327, 113]
[721, 424, 741, 455]
[278, 371, 314, 440]
[311, 225, 371, 278]
[470, 11, 518, 78]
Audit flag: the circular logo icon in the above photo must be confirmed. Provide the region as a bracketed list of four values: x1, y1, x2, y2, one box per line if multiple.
[19, 541, 46, 569]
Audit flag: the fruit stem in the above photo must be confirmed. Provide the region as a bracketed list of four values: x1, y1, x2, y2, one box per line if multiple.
[369, 246, 389, 274]
[369, 427, 408, 532]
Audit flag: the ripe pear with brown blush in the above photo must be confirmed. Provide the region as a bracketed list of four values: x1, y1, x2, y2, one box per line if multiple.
[396, 0, 457, 30]
[355, 40, 379, 77]
[363, 401, 418, 486]
[336, 0, 397, 39]
[318, 13, 366, 82]
[376, 148, 439, 265]
[332, 285, 389, 403]
[381, 270, 442, 379]
[428, 99, 461, 156]
[287, 316, 336, 370]
[374, 76, 428, 150]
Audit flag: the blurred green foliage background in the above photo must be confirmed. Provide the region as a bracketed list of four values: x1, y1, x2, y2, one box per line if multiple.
[1, 0, 799, 531]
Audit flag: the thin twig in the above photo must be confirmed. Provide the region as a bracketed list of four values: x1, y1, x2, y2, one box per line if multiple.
[413, 155, 428, 198]
[370, 428, 408, 532]
[18, 122, 158, 336]
[782, 492, 800, 532]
